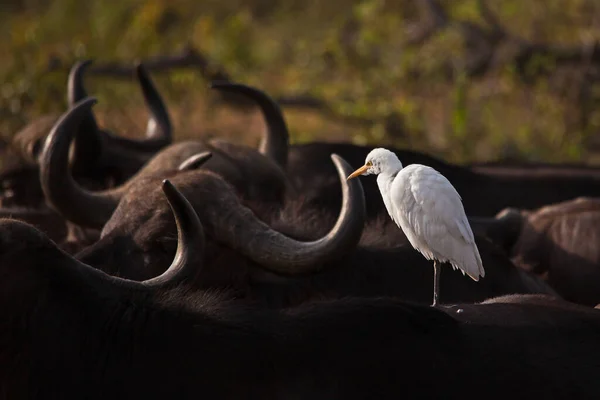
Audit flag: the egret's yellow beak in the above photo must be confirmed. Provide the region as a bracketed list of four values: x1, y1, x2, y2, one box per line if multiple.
[347, 165, 369, 180]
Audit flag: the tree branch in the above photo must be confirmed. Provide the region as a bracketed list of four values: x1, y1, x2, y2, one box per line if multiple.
[405, 0, 600, 80]
[49, 45, 230, 82]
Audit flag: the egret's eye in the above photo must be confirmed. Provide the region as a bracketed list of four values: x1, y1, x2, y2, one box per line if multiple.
[366, 161, 373, 167]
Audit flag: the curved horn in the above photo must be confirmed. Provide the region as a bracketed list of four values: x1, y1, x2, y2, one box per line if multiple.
[207, 153, 365, 274]
[41, 109, 215, 229]
[27, 179, 205, 292]
[137, 63, 172, 143]
[210, 81, 289, 169]
[178, 152, 213, 172]
[141, 180, 205, 287]
[39, 97, 121, 229]
[10, 61, 98, 166]
[68, 59, 93, 107]
[66, 59, 104, 171]
[100, 64, 173, 153]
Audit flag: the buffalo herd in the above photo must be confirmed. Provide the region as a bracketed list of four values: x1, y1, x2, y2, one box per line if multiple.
[2, 60, 600, 399]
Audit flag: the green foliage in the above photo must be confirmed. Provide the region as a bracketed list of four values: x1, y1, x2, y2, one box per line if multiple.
[2, 0, 600, 164]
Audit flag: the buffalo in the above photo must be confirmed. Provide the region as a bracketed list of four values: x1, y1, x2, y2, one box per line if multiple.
[469, 161, 600, 177]
[68, 116, 555, 307]
[224, 84, 600, 218]
[1, 181, 600, 399]
[479, 197, 600, 306]
[288, 145, 600, 219]
[39, 94, 290, 229]
[0, 207, 66, 244]
[0, 59, 172, 209]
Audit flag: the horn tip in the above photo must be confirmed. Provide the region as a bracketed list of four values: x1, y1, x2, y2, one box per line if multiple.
[330, 153, 348, 170]
[68, 59, 93, 77]
[177, 152, 213, 172]
[135, 62, 148, 76]
[161, 180, 179, 203]
[75, 59, 93, 68]
[195, 151, 213, 162]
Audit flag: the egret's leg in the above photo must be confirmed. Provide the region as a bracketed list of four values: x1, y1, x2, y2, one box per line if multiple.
[432, 260, 441, 307]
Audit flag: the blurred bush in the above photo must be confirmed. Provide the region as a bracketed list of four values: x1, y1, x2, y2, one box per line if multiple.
[1, 0, 600, 163]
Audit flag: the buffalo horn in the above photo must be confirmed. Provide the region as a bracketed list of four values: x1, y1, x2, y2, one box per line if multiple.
[101, 63, 173, 153]
[210, 81, 289, 169]
[208, 153, 365, 274]
[66, 179, 203, 290]
[178, 152, 213, 172]
[140, 180, 205, 287]
[66, 59, 103, 170]
[40, 97, 122, 228]
[41, 102, 214, 229]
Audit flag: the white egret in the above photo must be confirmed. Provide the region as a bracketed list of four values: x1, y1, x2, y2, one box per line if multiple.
[347, 148, 484, 306]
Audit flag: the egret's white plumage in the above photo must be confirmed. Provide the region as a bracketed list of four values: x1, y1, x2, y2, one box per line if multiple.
[347, 148, 484, 306]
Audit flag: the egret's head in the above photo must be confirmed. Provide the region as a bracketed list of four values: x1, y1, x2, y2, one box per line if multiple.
[347, 148, 401, 180]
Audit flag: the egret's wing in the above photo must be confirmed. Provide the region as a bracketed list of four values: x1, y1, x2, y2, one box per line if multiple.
[392, 165, 484, 280]
[407, 166, 474, 244]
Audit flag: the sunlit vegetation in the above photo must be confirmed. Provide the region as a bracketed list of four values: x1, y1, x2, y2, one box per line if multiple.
[2, 0, 600, 163]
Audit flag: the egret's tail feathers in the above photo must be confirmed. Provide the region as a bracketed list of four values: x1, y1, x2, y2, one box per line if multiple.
[463, 266, 483, 282]
[455, 244, 485, 282]
[466, 270, 481, 282]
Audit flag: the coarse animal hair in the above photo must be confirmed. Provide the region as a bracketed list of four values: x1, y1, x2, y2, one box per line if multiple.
[2, 217, 600, 399]
[77, 167, 557, 308]
[39, 82, 292, 230]
[493, 197, 600, 306]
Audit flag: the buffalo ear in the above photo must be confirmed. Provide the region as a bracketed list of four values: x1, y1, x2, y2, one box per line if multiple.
[490, 208, 525, 252]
